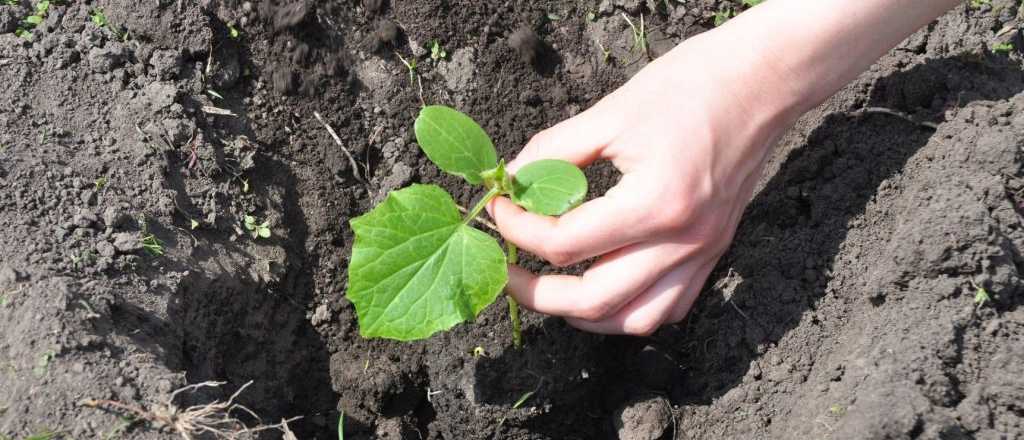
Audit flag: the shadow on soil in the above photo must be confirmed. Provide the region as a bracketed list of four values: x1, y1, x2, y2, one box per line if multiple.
[475, 54, 1024, 438]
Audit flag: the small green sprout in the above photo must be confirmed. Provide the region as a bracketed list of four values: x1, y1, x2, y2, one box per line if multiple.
[993, 42, 1014, 54]
[243, 215, 271, 239]
[621, 13, 650, 59]
[970, 0, 991, 8]
[33, 351, 55, 377]
[26, 430, 59, 440]
[597, 41, 612, 64]
[395, 51, 418, 83]
[141, 234, 164, 256]
[241, 178, 250, 193]
[90, 9, 108, 28]
[95, 176, 108, 191]
[829, 404, 845, 416]
[430, 39, 447, 61]
[546, 11, 561, 21]
[337, 411, 344, 440]
[974, 285, 991, 307]
[190, 219, 200, 230]
[472, 346, 487, 357]
[586, 10, 597, 22]
[741, 0, 764, 7]
[714, 8, 735, 26]
[206, 89, 225, 100]
[228, 24, 241, 39]
[512, 390, 535, 409]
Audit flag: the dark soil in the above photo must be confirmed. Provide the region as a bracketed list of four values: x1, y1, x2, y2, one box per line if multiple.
[1, 0, 1023, 439]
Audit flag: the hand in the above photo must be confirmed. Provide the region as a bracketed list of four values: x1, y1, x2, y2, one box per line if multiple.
[487, 28, 797, 336]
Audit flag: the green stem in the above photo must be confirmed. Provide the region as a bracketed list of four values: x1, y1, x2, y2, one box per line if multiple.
[506, 242, 522, 349]
[463, 187, 501, 225]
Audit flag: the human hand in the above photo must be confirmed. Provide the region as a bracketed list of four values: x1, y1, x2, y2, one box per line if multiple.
[487, 28, 797, 336]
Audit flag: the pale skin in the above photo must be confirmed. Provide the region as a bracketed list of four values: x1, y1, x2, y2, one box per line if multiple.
[487, 0, 964, 335]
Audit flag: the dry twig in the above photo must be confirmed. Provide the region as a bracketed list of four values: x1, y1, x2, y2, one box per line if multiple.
[81, 381, 301, 440]
[314, 111, 366, 183]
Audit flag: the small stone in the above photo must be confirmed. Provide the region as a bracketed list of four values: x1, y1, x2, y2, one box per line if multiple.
[102, 205, 131, 229]
[0, 265, 21, 288]
[508, 27, 543, 65]
[311, 304, 331, 325]
[80, 190, 97, 206]
[112, 232, 143, 254]
[613, 394, 671, 440]
[74, 210, 100, 228]
[95, 240, 116, 258]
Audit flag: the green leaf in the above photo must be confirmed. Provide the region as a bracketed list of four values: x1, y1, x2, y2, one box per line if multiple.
[24, 14, 43, 25]
[337, 411, 345, 440]
[414, 106, 497, 185]
[511, 159, 588, 216]
[258, 227, 271, 238]
[347, 184, 508, 340]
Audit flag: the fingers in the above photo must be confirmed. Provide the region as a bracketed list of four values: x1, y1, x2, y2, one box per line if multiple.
[506, 241, 693, 321]
[506, 104, 622, 173]
[565, 257, 716, 336]
[489, 174, 674, 266]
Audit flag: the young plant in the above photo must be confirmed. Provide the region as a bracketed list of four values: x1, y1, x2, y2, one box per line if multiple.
[993, 42, 1014, 54]
[243, 215, 271, 239]
[90, 8, 108, 28]
[15, 0, 52, 41]
[141, 234, 164, 256]
[346, 106, 588, 343]
[430, 39, 447, 61]
[621, 12, 650, 60]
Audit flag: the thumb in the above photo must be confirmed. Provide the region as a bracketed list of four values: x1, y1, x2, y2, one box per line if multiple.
[506, 104, 620, 174]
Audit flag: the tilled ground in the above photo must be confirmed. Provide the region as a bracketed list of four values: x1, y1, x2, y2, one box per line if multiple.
[1, 0, 1023, 439]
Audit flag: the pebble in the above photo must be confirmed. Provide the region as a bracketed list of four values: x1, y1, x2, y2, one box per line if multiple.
[613, 394, 672, 440]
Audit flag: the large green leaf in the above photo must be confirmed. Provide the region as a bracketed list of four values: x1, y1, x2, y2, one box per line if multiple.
[414, 105, 498, 185]
[511, 159, 588, 216]
[347, 184, 508, 340]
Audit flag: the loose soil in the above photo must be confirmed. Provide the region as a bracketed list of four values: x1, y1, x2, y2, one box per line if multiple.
[1, 0, 1023, 439]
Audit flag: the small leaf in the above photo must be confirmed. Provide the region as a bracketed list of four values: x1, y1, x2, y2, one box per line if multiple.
[338, 411, 344, 440]
[347, 184, 508, 340]
[512, 390, 535, 409]
[258, 227, 271, 238]
[190, 219, 200, 230]
[414, 106, 498, 185]
[511, 159, 588, 216]
[24, 15, 43, 25]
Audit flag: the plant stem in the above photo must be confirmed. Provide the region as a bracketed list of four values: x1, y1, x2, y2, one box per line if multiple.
[506, 242, 522, 349]
[463, 187, 501, 225]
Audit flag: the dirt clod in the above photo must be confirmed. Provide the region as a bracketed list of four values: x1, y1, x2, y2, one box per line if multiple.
[614, 394, 672, 440]
[508, 27, 543, 65]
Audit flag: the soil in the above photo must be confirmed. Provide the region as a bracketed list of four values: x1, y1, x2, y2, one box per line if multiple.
[1, 0, 1023, 439]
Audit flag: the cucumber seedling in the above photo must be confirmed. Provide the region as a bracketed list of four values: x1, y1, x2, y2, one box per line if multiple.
[346, 106, 588, 345]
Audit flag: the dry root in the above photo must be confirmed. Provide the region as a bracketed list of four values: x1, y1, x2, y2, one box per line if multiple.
[81, 381, 301, 440]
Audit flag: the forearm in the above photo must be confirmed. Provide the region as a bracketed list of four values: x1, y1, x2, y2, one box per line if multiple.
[730, 0, 962, 120]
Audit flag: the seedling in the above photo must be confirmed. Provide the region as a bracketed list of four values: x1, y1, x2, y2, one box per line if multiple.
[828, 404, 845, 416]
[621, 13, 650, 60]
[33, 350, 55, 377]
[597, 40, 612, 64]
[90, 8, 108, 28]
[713, 8, 735, 26]
[337, 411, 344, 440]
[190, 219, 200, 230]
[430, 39, 447, 61]
[243, 215, 271, 239]
[993, 42, 1014, 54]
[395, 51, 418, 84]
[472, 346, 487, 357]
[141, 234, 164, 256]
[346, 106, 588, 345]
[974, 285, 991, 307]
[95, 176, 108, 191]
[741, 0, 764, 6]
[228, 24, 241, 39]
[970, 0, 990, 8]
[15, 0, 54, 41]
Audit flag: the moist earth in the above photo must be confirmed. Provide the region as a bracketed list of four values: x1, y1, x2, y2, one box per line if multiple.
[1, 0, 1023, 439]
